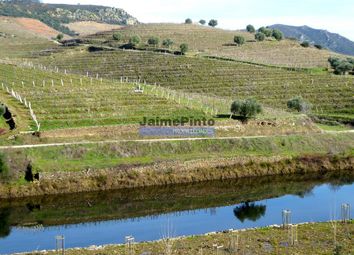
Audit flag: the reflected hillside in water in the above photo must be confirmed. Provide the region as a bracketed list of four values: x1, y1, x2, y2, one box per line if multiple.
[0, 170, 353, 236]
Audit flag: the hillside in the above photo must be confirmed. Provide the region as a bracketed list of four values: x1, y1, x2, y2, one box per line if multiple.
[0, 63, 206, 130]
[38, 48, 354, 123]
[0, 16, 57, 58]
[269, 24, 354, 56]
[65, 21, 122, 36]
[86, 23, 343, 68]
[0, 0, 138, 36]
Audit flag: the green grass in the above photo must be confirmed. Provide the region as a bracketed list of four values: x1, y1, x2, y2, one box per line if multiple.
[5, 132, 352, 174]
[316, 123, 352, 131]
[0, 117, 6, 130]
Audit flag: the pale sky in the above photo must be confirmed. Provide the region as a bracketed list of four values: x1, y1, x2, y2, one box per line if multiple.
[43, 0, 354, 41]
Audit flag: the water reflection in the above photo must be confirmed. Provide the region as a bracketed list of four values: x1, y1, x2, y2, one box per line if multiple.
[1, 171, 353, 229]
[0, 208, 11, 238]
[233, 202, 266, 222]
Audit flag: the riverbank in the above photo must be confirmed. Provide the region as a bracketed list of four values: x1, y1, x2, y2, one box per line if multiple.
[0, 133, 353, 199]
[22, 221, 353, 255]
[2, 171, 352, 228]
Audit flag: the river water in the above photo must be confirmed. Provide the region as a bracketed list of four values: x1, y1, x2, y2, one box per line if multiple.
[0, 171, 353, 254]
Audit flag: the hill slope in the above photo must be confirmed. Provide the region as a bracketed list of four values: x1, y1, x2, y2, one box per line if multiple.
[86, 23, 342, 68]
[0, 16, 57, 58]
[0, 0, 138, 35]
[269, 24, 354, 56]
[38, 48, 354, 123]
[0, 63, 206, 130]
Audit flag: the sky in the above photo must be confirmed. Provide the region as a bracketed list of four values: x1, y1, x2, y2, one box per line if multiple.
[43, 0, 354, 41]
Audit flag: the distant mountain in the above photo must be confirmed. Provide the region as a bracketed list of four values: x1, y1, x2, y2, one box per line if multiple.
[0, 0, 138, 36]
[269, 24, 354, 56]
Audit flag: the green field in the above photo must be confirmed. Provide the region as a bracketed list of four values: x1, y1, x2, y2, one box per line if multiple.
[38, 48, 354, 122]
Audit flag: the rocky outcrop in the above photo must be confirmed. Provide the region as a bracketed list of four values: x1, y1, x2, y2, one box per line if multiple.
[47, 7, 138, 25]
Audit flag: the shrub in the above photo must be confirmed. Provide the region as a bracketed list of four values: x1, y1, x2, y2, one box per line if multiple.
[314, 44, 323, 49]
[335, 61, 353, 75]
[287, 96, 311, 113]
[208, 19, 218, 27]
[25, 163, 34, 182]
[347, 58, 354, 65]
[148, 36, 160, 47]
[328, 57, 341, 68]
[180, 43, 189, 54]
[264, 29, 272, 37]
[255, 32, 265, 41]
[231, 98, 262, 121]
[0, 104, 5, 116]
[333, 244, 343, 255]
[129, 35, 141, 47]
[272, 29, 283, 41]
[258, 27, 272, 37]
[185, 18, 192, 24]
[112, 32, 123, 41]
[199, 19, 206, 25]
[246, 24, 255, 33]
[162, 38, 174, 48]
[56, 33, 63, 41]
[234, 35, 245, 46]
[300, 41, 310, 47]
[0, 153, 8, 175]
[258, 27, 266, 33]
[328, 57, 354, 74]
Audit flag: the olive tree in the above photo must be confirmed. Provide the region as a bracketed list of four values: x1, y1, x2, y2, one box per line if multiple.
[113, 32, 123, 41]
[56, 33, 64, 41]
[258, 27, 272, 37]
[272, 29, 283, 41]
[180, 43, 189, 54]
[287, 96, 311, 113]
[185, 18, 192, 24]
[208, 19, 218, 27]
[148, 36, 160, 47]
[230, 98, 262, 122]
[129, 35, 141, 47]
[234, 35, 245, 46]
[199, 19, 206, 25]
[162, 38, 174, 48]
[300, 41, 310, 47]
[335, 61, 353, 75]
[246, 24, 255, 33]
[255, 32, 265, 41]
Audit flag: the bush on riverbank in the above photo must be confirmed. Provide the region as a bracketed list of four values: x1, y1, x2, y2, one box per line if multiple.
[0, 153, 8, 176]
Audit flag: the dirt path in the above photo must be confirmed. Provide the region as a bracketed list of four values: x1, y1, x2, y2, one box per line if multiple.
[0, 130, 352, 150]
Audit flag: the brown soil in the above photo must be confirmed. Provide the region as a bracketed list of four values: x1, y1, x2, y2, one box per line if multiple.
[65, 21, 122, 36]
[13, 17, 63, 39]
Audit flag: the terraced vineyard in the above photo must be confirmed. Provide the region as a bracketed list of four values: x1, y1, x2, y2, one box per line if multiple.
[0, 64, 206, 130]
[39, 49, 354, 122]
[85, 23, 341, 68]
